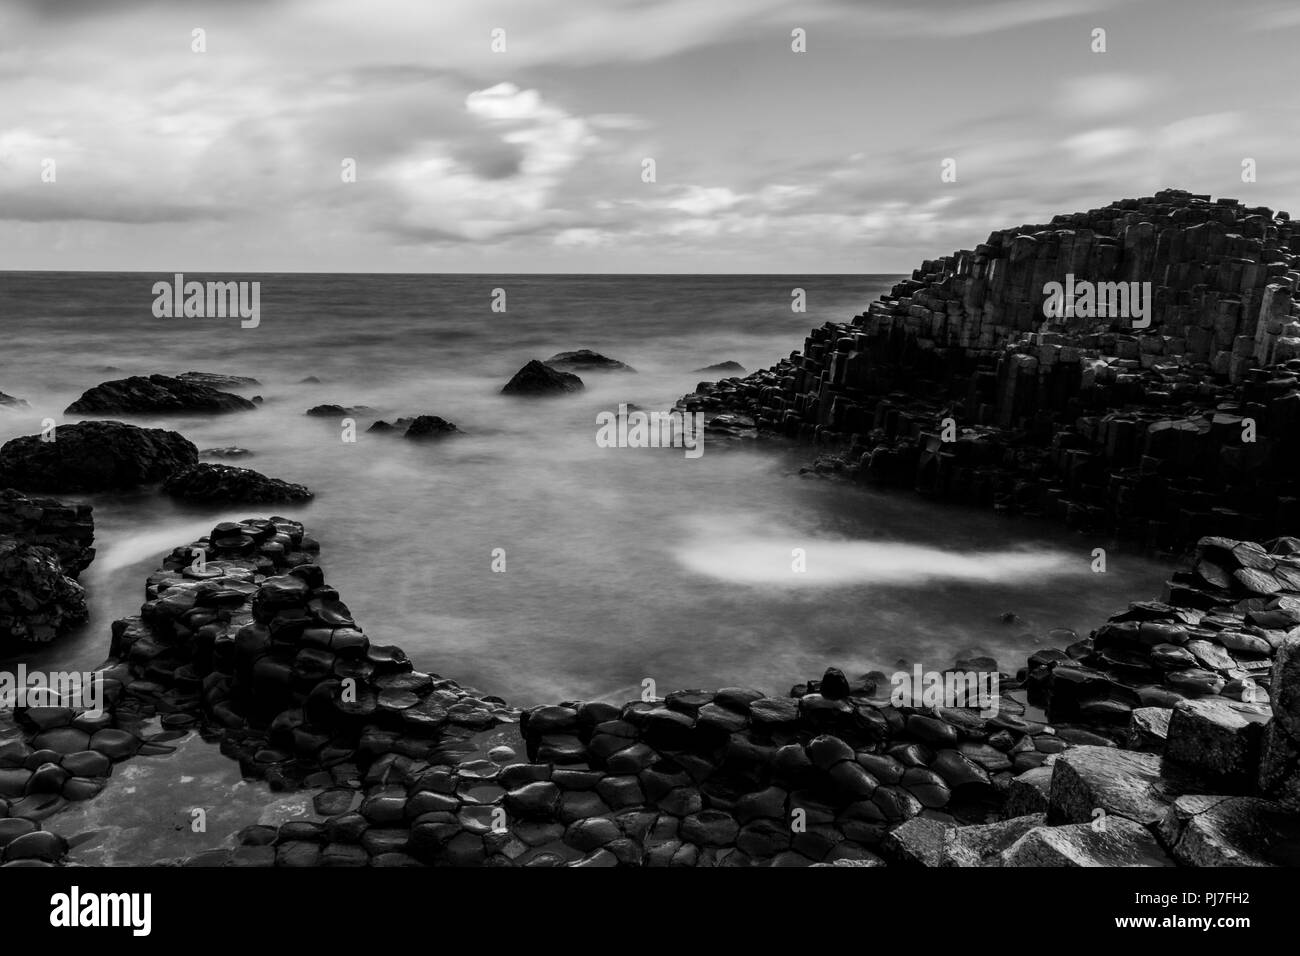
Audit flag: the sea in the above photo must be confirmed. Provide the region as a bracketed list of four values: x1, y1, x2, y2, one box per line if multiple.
[0, 272, 1176, 707]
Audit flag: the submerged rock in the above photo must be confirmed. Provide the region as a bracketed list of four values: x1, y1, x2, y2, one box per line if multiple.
[163, 463, 313, 503]
[0, 420, 198, 492]
[544, 350, 635, 373]
[402, 416, 460, 440]
[693, 361, 745, 375]
[0, 390, 30, 409]
[199, 447, 253, 459]
[65, 374, 256, 415]
[305, 404, 371, 417]
[502, 360, 584, 396]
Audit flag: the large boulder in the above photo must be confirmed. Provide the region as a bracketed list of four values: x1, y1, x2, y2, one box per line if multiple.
[0, 488, 95, 576]
[162, 464, 313, 503]
[1166, 697, 1270, 782]
[544, 350, 635, 374]
[1048, 745, 1200, 828]
[501, 360, 584, 396]
[1001, 816, 1176, 866]
[65, 374, 256, 415]
[0, 538, 87, 648]
[0, 421, 198, 492]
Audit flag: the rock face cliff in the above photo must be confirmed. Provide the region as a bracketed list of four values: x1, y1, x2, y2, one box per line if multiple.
[681, 190, 1300, 548]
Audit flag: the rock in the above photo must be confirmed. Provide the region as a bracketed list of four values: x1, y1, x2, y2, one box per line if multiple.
[199, 447, 253, 459]
[0, 420, 197, 492]
[501, 360, 584, 396]
[544, 350, 635, 373]
[0, 539, 87, 648]
[0, 390, 30, 409]
[1128, 707, 1172, 752]
[175, 371, 261, 390]
[162, 463, 313, 503]
[305, 404, 370, 417]
[694, 361, 746, 375]
[1005, 766, 1053, 816]
[403, 416, 460, 440]
[0, 489, 95, 576]
[1048, 745, 1189, 828]
[881, 816, 950, 866]
[1001, 816, 1176, 866]
[66, 374, 256, 415]
[1166, 698, 1270, 780]
[943, 814, 1045, 866]
[1160, 795, 1300, 866]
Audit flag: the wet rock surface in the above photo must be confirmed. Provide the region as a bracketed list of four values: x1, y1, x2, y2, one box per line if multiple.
[162, 463, 314, 503]
[66, 374, 257, 415]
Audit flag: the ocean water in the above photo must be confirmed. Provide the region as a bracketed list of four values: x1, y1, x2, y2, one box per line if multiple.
[0, 273, 1175, 706]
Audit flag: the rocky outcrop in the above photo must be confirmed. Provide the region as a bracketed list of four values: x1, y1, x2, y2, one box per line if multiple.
[0, 488, 94, 576]
[502, 360, 584, 396]
[0, 538, 87, 648]
[175, 371, 260, 390]
[680, 190, 1300, 548]
[544, 350, 635, 373]
[0, 390, 30, 409]
[162, 463, 313, 503]
[367, 415, 461, 439]
[306, 404, 371, 417]
[0, 421, 198, 493]
[66, 374, 256, 415]
[694, 361, 746, 375]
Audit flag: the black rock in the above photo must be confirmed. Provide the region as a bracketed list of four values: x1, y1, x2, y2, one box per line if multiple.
[299, 376, 322, 384]
[65, 374, 256, 415]
[544, 350, 635, 373]
[199, 447, 253, 459]
[403, 416, 460, 440]
[306, 404, 371, 417]
[0, 488, 95, 576]
[0, 390, 30, 409]
[0, 539, 87, 649]
[502, 360, 584, 396]
[176, 371, 261, 390]
[0, 420, 198, 492]
[163, 463, 314, 503]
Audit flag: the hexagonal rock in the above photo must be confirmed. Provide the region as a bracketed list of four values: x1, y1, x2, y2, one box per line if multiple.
[748, 697, 799, 727]
[2, 830, 68, 863]
[503, 782, 560, 819]
[88, 729, 141, 760]
[1166, 698, 1270, 779]
[564, 817, 621, 852]
[1048, 745, 1190, 828]
[1159, 795, 1300, 867]
[941, 814, 1045, 866]
[680, 810, 739, 847]
[929, 749, 991, 789]
[595, 775, 644, 809]
[1000, 816, 1176, 867]
[1128, 707, 1172, 752]
[806, 734, 854, 770]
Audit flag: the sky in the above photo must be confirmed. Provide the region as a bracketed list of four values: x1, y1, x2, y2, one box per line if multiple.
[2, 0, 1298, 273]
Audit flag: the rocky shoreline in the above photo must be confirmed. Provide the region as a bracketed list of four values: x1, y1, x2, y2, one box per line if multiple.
[1, 516, 1298, 867]
[679, 190, 1300, 549]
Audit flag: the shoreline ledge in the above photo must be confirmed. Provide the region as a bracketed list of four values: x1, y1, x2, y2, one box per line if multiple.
[2, 517, 1298, 867]
[678, 189, 1300, 550]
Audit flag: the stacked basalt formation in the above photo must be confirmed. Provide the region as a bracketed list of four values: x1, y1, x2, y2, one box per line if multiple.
[6, 519, 1298, 867]
[679, 190, 1300, 547]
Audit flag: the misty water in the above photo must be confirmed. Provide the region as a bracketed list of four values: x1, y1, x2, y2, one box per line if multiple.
[0, 273, 1175, 706]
